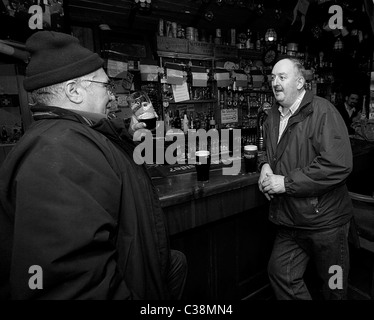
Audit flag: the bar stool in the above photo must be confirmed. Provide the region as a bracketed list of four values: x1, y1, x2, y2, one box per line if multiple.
[348, 191, 374, 300]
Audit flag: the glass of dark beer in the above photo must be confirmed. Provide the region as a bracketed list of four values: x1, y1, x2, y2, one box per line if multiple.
[244, 145, 258, 173]
[195, 150, 211, 182]
[128, 91, 157, 131]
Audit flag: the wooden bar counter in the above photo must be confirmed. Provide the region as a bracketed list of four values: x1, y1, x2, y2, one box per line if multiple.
[153, 164, 268, 235]
[151, 161, 275, 300]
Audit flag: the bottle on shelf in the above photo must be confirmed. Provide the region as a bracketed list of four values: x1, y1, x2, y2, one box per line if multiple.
[195, 113, 201, 130]
[1, 126, 8, 143]
[245, 29, 252, 49]
[183, 111, 189, 134]
[255, 32, 261, 51]
[174, 110, 181, 129]
[277, 38, 282, 54]
[209, 114, 216, 130]
[189, 112, 194, 129]
[164, 109, 172, 132]
[169, 110, 174, 129]
[205, 113, 210, 131]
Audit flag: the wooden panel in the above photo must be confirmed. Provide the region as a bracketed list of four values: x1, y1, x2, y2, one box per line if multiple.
[156, 36, 188, 53]
[214, 44, 238, 59]
[170, 205, 275, 300]
[188, 40, 214, 56]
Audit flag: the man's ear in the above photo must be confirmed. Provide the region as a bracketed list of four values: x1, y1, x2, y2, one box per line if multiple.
[297, 77, 305, 90]
[65, 80, 83, 104]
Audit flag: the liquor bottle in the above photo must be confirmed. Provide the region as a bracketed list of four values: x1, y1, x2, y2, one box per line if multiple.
[183, 111, 189, 134]
[169, 110, 174, 129]
[164, 109, 171, 132]
[1, 126, 8, 143]
[281, 39, 286, 54]
[219, 88, 225, 109]
[232, 77, 237, 92]
[205, 113, 210, 131]
[209, 114, 216, 130]
[174, 110, 181, 129]
[255, 32, 261, 51]
[245, 29, 252, 49]
[189, 112, 194, 129]
[277, 38, 282, 53]
[195, 113, 201, 130]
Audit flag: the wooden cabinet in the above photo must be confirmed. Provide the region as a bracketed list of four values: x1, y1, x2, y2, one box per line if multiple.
[154, 169, 274, 300]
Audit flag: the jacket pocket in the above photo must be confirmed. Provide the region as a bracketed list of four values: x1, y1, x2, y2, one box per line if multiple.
[283, 196, 320, 225]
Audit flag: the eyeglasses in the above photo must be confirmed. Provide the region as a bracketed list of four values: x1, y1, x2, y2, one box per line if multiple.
[81, 79, 116, 95]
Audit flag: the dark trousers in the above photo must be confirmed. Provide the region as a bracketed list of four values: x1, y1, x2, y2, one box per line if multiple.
[168, 249, 188, 300]
[268, 221, 350, 300]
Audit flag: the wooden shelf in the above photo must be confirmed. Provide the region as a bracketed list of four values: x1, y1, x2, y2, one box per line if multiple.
[169, 99, 217, 104]
[157, 51, 214, 61]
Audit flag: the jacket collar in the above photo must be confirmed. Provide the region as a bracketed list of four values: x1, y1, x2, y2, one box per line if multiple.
[270, 89, 314, 119]
[31, 105, 137, 157]
[267, 90, 315, 164]
[31, 105, 107, 126]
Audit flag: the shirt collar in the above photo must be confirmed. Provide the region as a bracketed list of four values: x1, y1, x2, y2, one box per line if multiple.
[345, 102, 355, 113]
[278, 90, 306, 117]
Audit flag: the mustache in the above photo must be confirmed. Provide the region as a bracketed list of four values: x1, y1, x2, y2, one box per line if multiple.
[273, 85, 283, 91]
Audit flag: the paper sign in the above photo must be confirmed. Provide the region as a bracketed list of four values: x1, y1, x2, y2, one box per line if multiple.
[167, 68, 184, 85]
[140, 64, 159, 82]
[221, 108, 238, 124]
[233, 71, 248, 88]
[107, 59, 128, 78]
[172, 82, 190, 102]
[215, 69, 231, 88]
[192, 72, 208, 87]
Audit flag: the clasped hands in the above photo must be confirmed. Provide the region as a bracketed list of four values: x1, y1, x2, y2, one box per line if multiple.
[258, 163, 286, 201]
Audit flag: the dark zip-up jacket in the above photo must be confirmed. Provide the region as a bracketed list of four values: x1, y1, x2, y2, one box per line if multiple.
[259, 90, 353, 229]
[0, 106, 171, 300]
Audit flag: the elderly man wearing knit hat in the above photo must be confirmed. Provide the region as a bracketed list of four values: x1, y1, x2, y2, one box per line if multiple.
[0, 31, 187, 300]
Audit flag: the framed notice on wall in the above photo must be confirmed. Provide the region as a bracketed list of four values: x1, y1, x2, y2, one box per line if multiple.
[221, 108, 238, 124]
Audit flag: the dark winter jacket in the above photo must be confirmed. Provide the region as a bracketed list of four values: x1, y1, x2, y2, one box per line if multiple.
[0, 106, 171, 300]
[259, 90, 353, 230]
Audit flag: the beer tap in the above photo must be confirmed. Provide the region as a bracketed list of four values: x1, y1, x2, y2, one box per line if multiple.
[257, 102, 271, 151]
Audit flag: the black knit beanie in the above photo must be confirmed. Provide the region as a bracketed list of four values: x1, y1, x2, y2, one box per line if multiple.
[23, 31, 104, 91]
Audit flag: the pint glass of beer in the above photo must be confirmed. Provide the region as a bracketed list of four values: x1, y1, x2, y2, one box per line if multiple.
[128, 91, 158, 130]
[195, 150, 211, 182]
[244, 145, 258, 173]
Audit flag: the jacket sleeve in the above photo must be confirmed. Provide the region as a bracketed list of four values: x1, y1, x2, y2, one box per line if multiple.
[284, 105, 353, 197]
[10, 130, 133, 300]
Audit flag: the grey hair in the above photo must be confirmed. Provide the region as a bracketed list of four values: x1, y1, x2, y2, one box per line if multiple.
[30, 71, 96, 106]
[281, 57, 306, 89]
[287, 58, 306, 80]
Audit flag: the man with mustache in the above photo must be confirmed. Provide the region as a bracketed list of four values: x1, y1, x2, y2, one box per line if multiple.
[258, 58, 353, 300]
